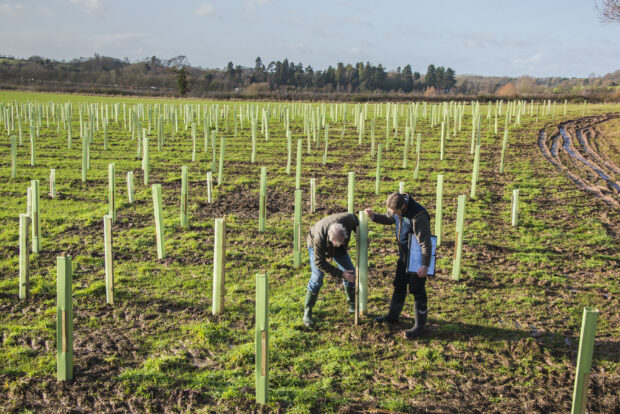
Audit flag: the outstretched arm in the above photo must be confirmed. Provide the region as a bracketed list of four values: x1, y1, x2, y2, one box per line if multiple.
[364, 208, 395, 225]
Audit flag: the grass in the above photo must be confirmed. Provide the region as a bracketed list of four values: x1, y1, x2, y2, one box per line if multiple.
[0, 91, 618, 412]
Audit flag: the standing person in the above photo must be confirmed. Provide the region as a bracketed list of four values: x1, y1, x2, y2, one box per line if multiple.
[365, 192, 432, 339]
[303, 212, 359, 327]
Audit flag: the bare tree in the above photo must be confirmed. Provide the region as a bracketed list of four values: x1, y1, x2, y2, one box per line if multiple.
[596, 0, 620, 23]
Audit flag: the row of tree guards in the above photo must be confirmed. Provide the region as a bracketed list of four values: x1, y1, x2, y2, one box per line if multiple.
[3, 98, 595, 409]
[49, 252, 601, 410]
[6, 97, 555, 188]
[17, 159, 526, 307]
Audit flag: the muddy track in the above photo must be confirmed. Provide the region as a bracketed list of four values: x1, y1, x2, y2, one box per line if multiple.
[538, 114, 620, 210]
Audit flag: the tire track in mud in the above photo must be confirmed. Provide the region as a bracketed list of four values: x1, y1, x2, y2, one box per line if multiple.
[538, 114, 620, 210]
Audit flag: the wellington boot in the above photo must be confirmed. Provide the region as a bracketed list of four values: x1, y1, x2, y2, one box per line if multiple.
[374, 300, 404, 324]
[303, 290, 318, 327]
[344, 284, 356, 313]
[404, 302, 428, 339]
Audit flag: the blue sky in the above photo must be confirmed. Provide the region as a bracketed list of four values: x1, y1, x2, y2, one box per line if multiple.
[1, 0, 619, 78]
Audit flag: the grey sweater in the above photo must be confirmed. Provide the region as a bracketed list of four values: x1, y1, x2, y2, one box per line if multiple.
[307, 212, 359, 279]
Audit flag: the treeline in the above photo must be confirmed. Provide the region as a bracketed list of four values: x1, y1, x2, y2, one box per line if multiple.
[0, 54, 618, 101]
[0, 54, 456, 96]
[229, 57, 456, 93]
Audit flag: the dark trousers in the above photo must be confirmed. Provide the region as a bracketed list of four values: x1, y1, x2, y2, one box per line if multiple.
[392, 259, 427, 306]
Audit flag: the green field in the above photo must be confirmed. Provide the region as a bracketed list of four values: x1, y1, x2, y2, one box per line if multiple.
[0, 91, 618, 413]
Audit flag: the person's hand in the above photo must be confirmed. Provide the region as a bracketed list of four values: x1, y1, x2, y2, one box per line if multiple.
[417, 266, 428, 278]
[341, 270, 356, 283]
[364, 208, 374, 219]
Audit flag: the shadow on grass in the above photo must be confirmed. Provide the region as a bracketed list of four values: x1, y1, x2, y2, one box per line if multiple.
[381, 318, 620, 364]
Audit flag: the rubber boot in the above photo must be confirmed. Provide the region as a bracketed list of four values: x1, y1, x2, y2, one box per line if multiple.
[374, 300, 404, 324]
[303, 290, 318, 327]
[344, 284, 356, 313]
[404, 302, 428, 339]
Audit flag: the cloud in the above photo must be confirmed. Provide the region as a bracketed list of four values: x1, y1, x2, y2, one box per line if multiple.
[93, 32, 149, 44]
[463, 32, 530, 49]
[67, 0, 105, 16]
[512, 52, 544, 68]
[36, 6, 54, 16]
[194, 3, 215, 16]
[0, 3, 53, 17]
[0, 3, 24, 16]
[244, 0, 271, 13]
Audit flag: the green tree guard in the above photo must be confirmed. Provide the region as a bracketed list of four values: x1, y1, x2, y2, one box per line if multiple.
[31, 180, 41, 253]
[293, 190, 302, 268]
[375, 144, 383, 195]
[191, 123, 196, 162]
[402, 130, 409, 169]
[81, 133, 88, 183]
[285, 129, 292, 175]
[440, 122, 445, 161]
[19, 214, 30, 300]
[370, 118, 376, 158]
[217, 136, 226, 186]
[251, 119, 257, 163]
[127, 171, 134, 204]
[452, 195, 466, 280]
[206, 171, 213, 203]
[357, 211, 368, 315]
[322, 124, 329, 165]
[49, 169, 56, 198]
[108, 164, 115, 223]
[181, 165, 189, 229]
[30, 120, 36, 166]
[296, 139, 302, 190]
[399, 182, 405, 194]
[56, 254, 73, 381]
[499, 128, 509, 174]
[435, 175, 444, 246]
[212, 218, 226, 315]
[259, 167, 267, 232]
[571, 307, 599, 414]
[103, 214, 114, 305]
[143, 133, 150, 185]
[152, 184, 165, 259]
[11, 135, 16, 179]
[348, 172, 355, 214]
[511, 189, 519, 227]
[310, 177, 316, 213]
[211, 131, 217, 172]
[470, 129, 481, 200]
[103, 119, 108, 150]
[255, 273, 269, 404]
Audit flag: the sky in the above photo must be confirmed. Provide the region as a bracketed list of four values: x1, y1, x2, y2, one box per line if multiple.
[0, 0, 619, 78]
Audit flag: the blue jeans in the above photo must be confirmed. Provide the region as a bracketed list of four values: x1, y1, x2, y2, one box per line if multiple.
[307, 246, 354, 293]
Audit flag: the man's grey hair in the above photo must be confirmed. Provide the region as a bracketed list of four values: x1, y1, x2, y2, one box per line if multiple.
[328, 223, 347, 241]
